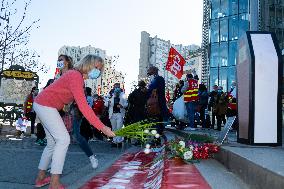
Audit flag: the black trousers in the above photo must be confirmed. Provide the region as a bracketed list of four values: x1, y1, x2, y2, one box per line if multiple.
[217, 114, 226, 131]
[36, 123, 46, 140]
[199, 105, 207, 128]
[26, 112, 36, 134]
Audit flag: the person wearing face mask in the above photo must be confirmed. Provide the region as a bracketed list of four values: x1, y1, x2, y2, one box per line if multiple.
[33, 54, 115, 189]
[106, 83, 128, 148]
[55, 55, 73, 80]
[147, 66, 169, 145]
[23, 87, 39, 138]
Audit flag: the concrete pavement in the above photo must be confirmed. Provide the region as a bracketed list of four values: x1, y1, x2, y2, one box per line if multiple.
[0, 137, 132, 189]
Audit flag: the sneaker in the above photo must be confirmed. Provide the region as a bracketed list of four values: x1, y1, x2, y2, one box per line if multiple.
[20, 133, 25, 139]
[89, 155, 98, 169]
[35, 176, 51, 187]
[31, 134, 37, 139]
[184, 127, 196, 131]
[35, 140, 41, 145]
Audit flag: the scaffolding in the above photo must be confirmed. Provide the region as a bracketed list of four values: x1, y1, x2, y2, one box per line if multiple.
[201, 0, 211, 87]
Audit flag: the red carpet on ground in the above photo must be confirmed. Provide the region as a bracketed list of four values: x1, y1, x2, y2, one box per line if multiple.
[80, 152, 211, 189]
[161, 157, 211, 189]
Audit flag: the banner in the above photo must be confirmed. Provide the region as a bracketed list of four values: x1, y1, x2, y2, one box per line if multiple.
[165, 47, 186, 79]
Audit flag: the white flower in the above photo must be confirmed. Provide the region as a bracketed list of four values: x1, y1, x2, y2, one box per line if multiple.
[183, 151, 193, 160]
[145, 144, 151, 149]
[179, 141, 186, 148]
[151, 130, 157, 135]
[144, 129, 149, 134]
[144, 148, 151, 154]
[189, 145, 194, 151]
[155, 134, 160, 138]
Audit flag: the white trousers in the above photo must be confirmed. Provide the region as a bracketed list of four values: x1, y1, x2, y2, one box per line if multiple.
[33, 103, 70, 174]
[110, 113, 124, 143]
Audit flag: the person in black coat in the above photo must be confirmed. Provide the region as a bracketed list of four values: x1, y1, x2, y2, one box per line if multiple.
[147, 66, 169, 144]
[125, 80, 147, 124]
[198, 83, 209, 128]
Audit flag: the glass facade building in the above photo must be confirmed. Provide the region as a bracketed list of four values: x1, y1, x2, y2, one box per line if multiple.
[209, 0, 249, 91]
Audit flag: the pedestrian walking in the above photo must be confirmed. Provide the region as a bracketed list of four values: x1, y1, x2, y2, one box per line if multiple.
[33, 54, 115, 189]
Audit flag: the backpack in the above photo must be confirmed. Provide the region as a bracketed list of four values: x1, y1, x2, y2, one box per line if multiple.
[146, 89, 161, 117]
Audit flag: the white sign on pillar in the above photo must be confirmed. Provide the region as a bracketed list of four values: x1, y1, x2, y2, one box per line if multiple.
[237, 31, 282, 146]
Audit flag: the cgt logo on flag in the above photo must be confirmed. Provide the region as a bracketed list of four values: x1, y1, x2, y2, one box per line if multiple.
[166, 47, 186, 79]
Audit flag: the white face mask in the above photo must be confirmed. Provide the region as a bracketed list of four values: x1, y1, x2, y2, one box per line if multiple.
[57, 60, 64, 69]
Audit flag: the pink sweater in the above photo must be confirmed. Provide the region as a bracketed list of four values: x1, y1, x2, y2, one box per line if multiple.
[35, 70, 104, 130]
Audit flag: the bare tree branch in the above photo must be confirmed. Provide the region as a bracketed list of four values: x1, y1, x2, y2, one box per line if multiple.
[0, 0, 40, 72]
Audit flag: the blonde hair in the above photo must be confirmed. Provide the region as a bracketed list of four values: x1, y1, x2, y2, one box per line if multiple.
[74, 54, 104, 74]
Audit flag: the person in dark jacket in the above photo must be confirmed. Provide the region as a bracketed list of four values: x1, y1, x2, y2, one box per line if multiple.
[208, 85, 218, 129]
[213, 86, 228, 131]
[172, 80, 184, 102]
[147, 66, 169, 144]
[198, 83, 209, 128]
[125, 80, 147, 124]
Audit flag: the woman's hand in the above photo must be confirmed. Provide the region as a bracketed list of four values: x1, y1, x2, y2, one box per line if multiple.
[101, 126, 115, 137]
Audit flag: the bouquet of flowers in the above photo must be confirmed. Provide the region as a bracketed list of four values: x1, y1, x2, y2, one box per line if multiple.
[114, 121, 161, 145]
[166, 138, 219, 163]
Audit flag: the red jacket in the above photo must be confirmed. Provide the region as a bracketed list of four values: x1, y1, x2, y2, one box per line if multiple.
[93, 98, 104, 116]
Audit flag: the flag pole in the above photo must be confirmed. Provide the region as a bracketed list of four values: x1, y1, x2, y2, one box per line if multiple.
[166, 43, 170, 101]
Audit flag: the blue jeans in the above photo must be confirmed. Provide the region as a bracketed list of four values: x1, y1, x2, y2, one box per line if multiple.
[185, 102, 196, 128]
[73, 117, 93, 157]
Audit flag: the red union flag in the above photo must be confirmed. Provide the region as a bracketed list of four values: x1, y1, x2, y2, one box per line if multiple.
[165, 47, 186, 79]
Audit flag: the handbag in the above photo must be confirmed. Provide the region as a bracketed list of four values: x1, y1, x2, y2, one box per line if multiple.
[146, 89, 161, 117]
[62, 113, 73, 132]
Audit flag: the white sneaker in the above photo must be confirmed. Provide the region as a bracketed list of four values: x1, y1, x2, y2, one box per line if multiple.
[89, 155, 98, 169]
[20, 133, 25, 139]
[31, 134, 37, 139]
[184, 127, 196, 131]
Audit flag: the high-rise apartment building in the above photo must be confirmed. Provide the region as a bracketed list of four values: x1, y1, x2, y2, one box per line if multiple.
[139, 31, 202, 95]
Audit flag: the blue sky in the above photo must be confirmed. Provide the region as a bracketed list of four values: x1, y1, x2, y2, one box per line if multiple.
[19, 0, 203, 93]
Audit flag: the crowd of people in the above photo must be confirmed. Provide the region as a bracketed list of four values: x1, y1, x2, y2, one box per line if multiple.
[21, 53, 173, 188]
[20, 52, 237, 188]
[172, 74, 237, 131]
